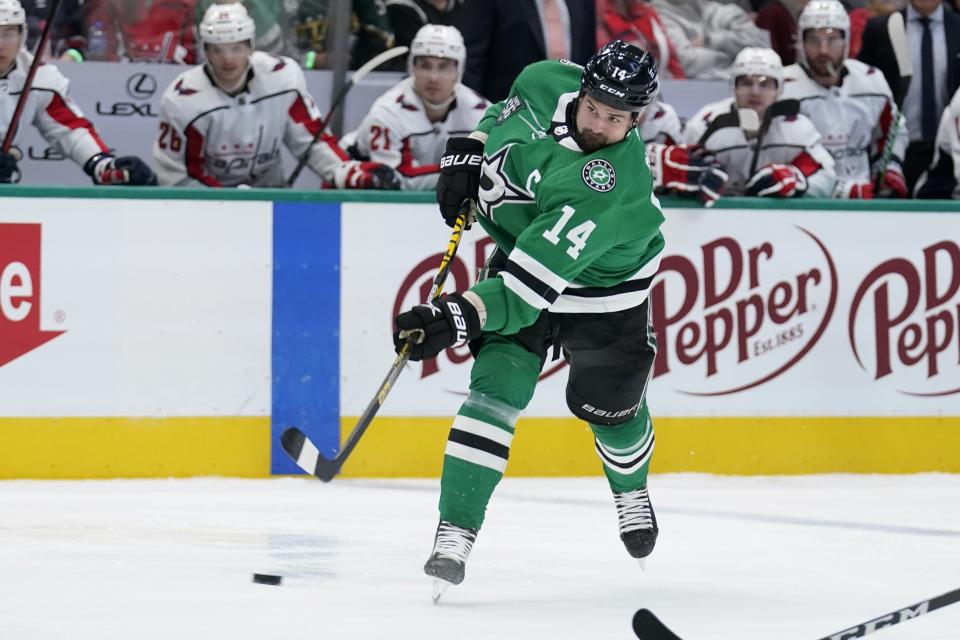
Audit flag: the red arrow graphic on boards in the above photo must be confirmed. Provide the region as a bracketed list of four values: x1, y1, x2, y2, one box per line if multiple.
[0, 223, 65, 368]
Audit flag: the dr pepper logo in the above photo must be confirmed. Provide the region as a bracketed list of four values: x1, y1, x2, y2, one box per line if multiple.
[0, 223, 66, 368]
[849, 240, 960, 396]
[651, 227, 837, 395]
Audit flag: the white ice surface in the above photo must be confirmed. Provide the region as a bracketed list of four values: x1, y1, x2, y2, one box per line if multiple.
[1, 475, 958, 640]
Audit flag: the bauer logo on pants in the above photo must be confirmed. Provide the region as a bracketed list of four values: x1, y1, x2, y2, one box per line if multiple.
[0, 223, 66, 368]
[582, 159, 615, 192]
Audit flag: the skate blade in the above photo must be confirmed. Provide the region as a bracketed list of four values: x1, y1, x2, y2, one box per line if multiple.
[431, 579, 451, 603]
[636, 557, 647, 571]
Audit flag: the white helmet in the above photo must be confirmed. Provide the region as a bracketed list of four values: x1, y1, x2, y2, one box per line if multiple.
[408, 24, 466, 79]
[732, 47, 784, 96]
[0, 0, 25, 27]
[798, 0, 850, 63]
[199, 2, 256, 46]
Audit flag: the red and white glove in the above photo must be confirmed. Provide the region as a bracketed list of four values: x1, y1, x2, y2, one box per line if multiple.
[337, 161, 402, 190]
[834, 179, 874, 199]
[745, 163, 807, 197]
[877, 164, 908, 198]
[646, 143, 710, 191]
[646, 143, 729, 207]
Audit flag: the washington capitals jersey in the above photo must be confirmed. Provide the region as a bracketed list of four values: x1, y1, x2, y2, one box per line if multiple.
[683, 96, 837, 196]
[343, 76, 489, 190]
[640, 100, 681, 145]
[0, 50, 109, 171]
[782, 59, 906, 190]
[154, 52, 362, 188]
[915, 89, 960, 198]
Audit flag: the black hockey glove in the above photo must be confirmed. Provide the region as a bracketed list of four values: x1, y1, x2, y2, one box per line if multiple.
[85, 153, 158, 186]
[393, 292, 482, 361]
[436, 137, 483, 228]
[696, 164, 729, 208]
[0, 149, 21, 183]
[366, 164, 402, 190]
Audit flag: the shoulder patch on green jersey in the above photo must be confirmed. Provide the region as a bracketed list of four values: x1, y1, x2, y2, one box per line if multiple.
[582, 159, 616, 192]
[497, 94, 526, 124]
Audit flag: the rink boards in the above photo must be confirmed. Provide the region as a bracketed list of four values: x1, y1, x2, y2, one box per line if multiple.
[0, 190, 959, 477]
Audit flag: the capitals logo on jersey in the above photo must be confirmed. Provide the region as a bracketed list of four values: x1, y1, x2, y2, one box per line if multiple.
[582, 159, 616, 192]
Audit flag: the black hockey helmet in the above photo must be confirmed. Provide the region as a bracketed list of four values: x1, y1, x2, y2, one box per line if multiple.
[580, 40, 659, 112]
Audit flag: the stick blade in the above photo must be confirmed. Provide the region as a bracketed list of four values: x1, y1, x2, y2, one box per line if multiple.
[887, 12, 912, 78]
[280, 427, 340, 482]
[633, 609, 684, 640]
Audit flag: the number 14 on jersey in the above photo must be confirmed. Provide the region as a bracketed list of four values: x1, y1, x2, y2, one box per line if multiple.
[542, 205, 596, 260]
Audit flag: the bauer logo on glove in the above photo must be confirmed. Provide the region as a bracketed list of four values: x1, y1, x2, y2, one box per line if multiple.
[393, 292, 483, 361]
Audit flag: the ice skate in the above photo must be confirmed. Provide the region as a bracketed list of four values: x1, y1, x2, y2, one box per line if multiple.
[613, 486, 658, 563]
[424, 520, 477, 602]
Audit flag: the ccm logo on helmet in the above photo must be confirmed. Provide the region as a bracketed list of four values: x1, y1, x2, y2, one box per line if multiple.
[598, 83, 627, 97]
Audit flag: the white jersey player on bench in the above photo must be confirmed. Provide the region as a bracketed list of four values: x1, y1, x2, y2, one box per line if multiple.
[683, 47, 837, 197]
[341, 24, 489, 190]
[0, 0, 156, 185]
[153, 3, 401, 190]
[781, 0, 908, 199]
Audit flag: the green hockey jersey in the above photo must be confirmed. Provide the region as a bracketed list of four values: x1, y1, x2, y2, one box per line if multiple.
[469, 60, 665, 335]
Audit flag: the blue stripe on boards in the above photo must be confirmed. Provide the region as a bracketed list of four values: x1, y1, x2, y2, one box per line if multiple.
[271, 202, 341, 474]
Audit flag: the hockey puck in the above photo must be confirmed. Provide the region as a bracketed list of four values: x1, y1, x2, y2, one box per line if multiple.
[252, 573, 282, 586]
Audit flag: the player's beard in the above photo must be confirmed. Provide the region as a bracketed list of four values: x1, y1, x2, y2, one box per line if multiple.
[577, 129, 608, 154]
[809, 54, 842, 80]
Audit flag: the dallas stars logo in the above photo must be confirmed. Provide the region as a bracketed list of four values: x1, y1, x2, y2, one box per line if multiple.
[582, 159, 616, 192]
[477, 145, 533, 221]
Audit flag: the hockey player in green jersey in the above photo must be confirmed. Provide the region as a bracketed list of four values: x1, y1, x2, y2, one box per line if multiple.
[393, 40, 719, 599]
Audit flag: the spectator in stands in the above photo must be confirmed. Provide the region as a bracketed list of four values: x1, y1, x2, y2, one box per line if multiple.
[847, 0, 904, 58]
[385, 0, 467, 69]
[194, 1, 295, 58]
[650, 0, 771, 79]
[755, 0, 807, 65]
[859, 0, 960, 190]
[154, 3, 400, 189]
[81, 0, 198, 63]
[293, 0, 394, 70]
[597, 0, 687, 78]
[340, 24, 488, 190]
[0, 0, 156, 185]
[915, 86, 960, 197]
[683, 47, 837, 196]
[457, 0, 597, 102]
[21, 0, 84, 60]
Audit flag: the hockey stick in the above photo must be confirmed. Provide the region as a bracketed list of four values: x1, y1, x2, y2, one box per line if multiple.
[874, 11, 912, 191]
[285, 45, 409, 187]
[747, 99, 801, 177]
[633, 586, 960, 640]
[2, 0, 64, 156]
[281, 204, 474, 481]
